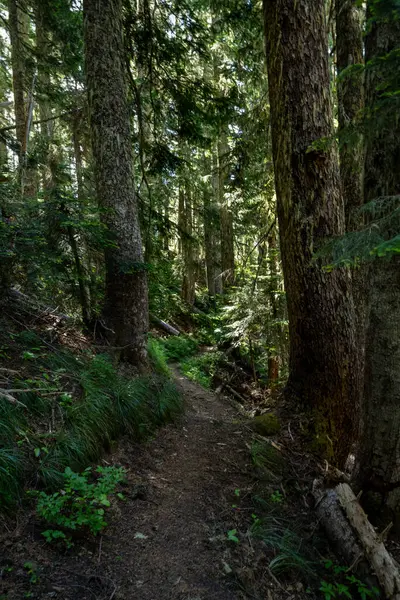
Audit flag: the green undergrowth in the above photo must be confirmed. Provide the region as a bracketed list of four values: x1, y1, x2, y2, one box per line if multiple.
[155, 334, 199, 361]
[35, 465, 127, 546]
[0, 333, 183, 511]
[228, 439, 382, 599]
[180, 350, 224, 388]
[149, 334, 223, 388]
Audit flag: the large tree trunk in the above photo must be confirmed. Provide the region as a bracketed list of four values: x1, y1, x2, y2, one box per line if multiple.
[263, 0, 359, 467]
[336, 0, 366, 443]
[83, 0, 149, 368]
[336, 0, 364, 229]
[353, 6, 400, 521]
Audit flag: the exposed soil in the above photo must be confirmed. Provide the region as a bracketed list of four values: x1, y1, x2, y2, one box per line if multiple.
[0, 367, 315, 600]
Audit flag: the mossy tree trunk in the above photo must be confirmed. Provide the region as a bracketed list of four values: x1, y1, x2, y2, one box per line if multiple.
[263, 0, 359, 467]
[353, 5, 400, 518]
[84, 0, 149, 368]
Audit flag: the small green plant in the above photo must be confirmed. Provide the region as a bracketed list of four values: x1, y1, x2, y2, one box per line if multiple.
[321, 561, 380, 600]
[227, 529, 240, 544]
[35, 465, 126, 538]
[23, 562, 39, 584]
[42, 529, 73, 548]
[270, 490, 284, 503]
[251, 513, 261, 528]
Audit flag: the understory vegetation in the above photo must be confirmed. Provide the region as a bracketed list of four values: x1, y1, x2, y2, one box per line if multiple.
[0, 314, 182, 510]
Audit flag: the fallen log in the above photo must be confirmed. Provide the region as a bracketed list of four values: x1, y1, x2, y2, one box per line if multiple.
[150, 314, 180, 336]
[315, 482, 400, 599]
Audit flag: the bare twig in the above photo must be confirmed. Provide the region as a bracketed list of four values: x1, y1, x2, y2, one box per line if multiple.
[0, 390, 27, 408]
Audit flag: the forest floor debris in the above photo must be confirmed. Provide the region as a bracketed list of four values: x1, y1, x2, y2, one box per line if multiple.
[0, 364, 327, 600]
[1, 358, 388, 600]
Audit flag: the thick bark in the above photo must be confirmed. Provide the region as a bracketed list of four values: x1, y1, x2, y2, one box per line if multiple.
[84, 0, 148, 367]
[263, 0, 359, 466]
[354, 9, 400, 519]
[336, 0, 366, 444]
[336, 0, 364, 228]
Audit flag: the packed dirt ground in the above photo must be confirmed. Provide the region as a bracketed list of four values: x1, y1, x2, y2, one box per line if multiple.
[0, 362, 330, 600]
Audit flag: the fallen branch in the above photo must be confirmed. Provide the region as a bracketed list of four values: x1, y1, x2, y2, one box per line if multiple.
[0, 391, 27, 409]
[336, 483, 400, 599]
[2, 388, 60, 395]
[150, 314, 180, 336]
[224, 384, 247, 404]
[315, 482, 400, 598]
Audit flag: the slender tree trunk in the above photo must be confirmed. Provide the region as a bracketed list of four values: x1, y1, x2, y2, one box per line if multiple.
[219, 132, 235, 286]
[71, 119, 93, 324]
[267, 229, 279, 385]
[211, 143, 223, 294]
[203, 152, 219, 297]
[84, 0, 149, 368]
[263, 0, 359, 467]
[180, 185, 196, 305]
[7, 0, 27, 162]
[354, 6, 400, 519]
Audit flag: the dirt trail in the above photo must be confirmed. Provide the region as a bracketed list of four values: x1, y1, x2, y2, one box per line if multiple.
[1, 369, 258, 600]
[107, 368, 252, 599]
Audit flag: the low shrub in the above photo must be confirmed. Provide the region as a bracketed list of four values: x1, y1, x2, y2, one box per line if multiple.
[36, 465, 126, 544]
[161, 336, 199, 361]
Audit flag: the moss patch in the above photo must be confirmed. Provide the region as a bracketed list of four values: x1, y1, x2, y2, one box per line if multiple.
[250, 413, 281, 436]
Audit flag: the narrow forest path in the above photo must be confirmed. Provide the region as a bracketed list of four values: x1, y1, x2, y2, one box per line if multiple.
[104, 368, 253, 599]
[2, 366, 308, 600]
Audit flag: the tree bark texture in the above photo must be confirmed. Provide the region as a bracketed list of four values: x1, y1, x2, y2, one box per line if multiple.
[336, 0, 364, 229]
[336, 0, 366, 440]
[354, 7, 400, 520]
[84, 0, 149, 367]
[263, 0, 359, 467]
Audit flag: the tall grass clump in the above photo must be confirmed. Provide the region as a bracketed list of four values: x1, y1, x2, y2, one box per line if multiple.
[251, 517, 314, 576]
[0, 346, 183, 510]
